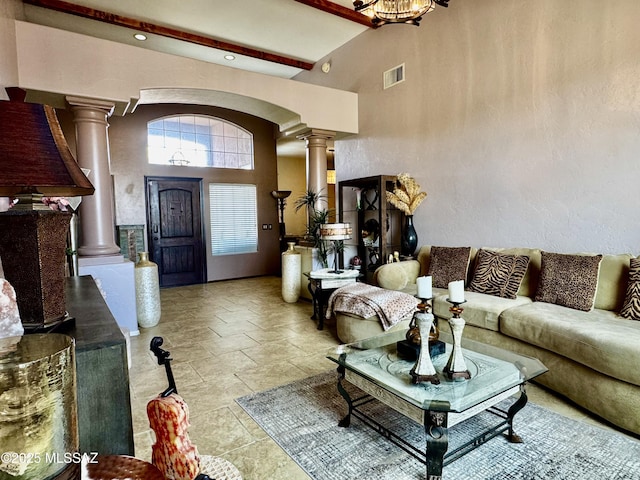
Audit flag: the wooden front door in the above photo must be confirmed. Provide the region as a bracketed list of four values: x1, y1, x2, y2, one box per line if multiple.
[146, 177, 206, 287]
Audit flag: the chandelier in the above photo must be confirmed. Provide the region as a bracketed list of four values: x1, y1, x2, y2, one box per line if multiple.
[354, 0, 450, 26]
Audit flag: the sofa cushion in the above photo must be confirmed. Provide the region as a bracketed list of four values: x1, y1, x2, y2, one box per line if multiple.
[594, 253, 634, 311]
[416, 246, 432, 277]
[500, 301, 640, 387]
[534, 252, 603, 311]
[620, 257, 640, 320]
[426, 246, 472, 288]
[335, 312, 412, 344]
[433, 289, 532, 332]
[468, 249, 530, 300]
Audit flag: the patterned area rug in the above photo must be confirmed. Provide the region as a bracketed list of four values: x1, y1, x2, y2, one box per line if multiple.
[236, 372, 640, 480]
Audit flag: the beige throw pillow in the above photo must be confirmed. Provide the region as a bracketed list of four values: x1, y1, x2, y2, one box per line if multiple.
[427, 246, 471, 288]
[468, 249, 530, 299]
[534, 252, 603, 312]
[620, 257, 640, 320]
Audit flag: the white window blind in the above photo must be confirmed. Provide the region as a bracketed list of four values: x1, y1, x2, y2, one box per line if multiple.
[209, 183, 258, 255]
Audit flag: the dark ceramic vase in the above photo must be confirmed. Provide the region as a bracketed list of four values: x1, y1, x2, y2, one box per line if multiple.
[401, 215, 418, 256]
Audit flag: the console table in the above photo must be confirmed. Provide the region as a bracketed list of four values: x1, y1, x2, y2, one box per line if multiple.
[60, 275, 134, 456]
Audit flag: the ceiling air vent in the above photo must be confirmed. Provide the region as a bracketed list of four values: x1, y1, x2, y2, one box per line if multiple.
[383, 63, 405, 90]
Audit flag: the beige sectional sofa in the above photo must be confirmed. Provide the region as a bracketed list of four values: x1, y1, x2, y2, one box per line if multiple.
[341, 245, 640, 436]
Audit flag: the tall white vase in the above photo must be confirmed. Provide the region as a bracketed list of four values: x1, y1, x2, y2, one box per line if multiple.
[282, 242, 301, 303]
[135, 252, 161, 328]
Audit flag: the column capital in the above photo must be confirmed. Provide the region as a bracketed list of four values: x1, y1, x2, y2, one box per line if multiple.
[66, 96, 115, 117]
[296, 129, 336, 142]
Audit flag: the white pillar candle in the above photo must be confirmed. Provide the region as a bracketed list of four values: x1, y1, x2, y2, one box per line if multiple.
[448, 280, 465, 303]
[417, 276, 432, 299]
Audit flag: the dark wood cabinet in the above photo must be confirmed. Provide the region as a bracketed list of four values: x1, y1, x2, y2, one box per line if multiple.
[62, 276, 134, 456]
[338, 175, 404, 284]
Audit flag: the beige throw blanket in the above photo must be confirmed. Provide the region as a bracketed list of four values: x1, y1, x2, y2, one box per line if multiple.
[326, 283, 417, 330]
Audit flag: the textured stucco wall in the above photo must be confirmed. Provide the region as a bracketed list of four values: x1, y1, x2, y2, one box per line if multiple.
[12, 20, 358, 134]
[109, 104, 280, 281]
[58, 104, 281, 281]
[276, 156, 308, 237]
[295, 0, 640, 255]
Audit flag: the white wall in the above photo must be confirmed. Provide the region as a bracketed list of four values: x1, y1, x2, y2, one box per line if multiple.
[276, 155, 308, 237]
[12, 21, 359, 135]
[0, 0, 22, 99]
[295, 0, 640, 255]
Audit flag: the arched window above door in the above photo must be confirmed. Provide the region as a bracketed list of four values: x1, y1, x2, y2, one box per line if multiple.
[147, 115, 254, 169]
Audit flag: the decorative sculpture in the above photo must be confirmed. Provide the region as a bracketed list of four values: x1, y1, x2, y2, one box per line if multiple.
[147, 337, 211, 480]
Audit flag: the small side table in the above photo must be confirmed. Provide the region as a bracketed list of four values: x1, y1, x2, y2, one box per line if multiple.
[305, 268, 361, 330]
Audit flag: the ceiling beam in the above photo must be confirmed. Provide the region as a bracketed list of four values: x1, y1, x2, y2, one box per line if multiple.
[22, 0, 315, 70]
[293, 0, 375, 28]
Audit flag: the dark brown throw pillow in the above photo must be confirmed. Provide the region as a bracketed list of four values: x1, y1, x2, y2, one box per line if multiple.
[468, 249, 530, 299]
[427, 246, 472, 288]
[620, 257, 640, 320]
[534, 252, 603, 312]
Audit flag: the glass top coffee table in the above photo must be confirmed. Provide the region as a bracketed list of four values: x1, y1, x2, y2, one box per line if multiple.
[327, 329, 547, 480]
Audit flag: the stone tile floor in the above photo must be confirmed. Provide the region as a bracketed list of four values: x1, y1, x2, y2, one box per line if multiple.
[128, 276, 635, 480]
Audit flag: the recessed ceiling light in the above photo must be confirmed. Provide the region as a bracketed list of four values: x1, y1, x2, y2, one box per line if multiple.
[134, 33, 147, 41]
[224, 54, 236, 61]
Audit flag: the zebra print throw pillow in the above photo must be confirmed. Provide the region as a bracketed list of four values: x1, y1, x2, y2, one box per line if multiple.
[620, 257, 640, 320]
[534, 252, 603, 312]
[468, 249, 530, 299]
[426, 246, 472, 288]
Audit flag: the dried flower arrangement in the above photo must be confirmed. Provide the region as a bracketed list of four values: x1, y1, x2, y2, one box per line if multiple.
[5, 196, 72, 212]
[42, 197, 71, 211]
[385, 173, 427, 215]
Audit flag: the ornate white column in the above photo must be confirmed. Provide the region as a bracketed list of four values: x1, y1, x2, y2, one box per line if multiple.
[297, 129, 335, 210]
[66, 96, 120, 257]
[66, 96, 138, 336]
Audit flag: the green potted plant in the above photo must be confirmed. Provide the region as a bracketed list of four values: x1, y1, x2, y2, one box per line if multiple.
[294, 189, 332, 268]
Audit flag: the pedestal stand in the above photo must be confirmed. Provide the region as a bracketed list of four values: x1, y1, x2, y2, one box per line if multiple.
[271, 190, 291, 253]
[408, 298, 440, 385]
[443, 299, 471, 380]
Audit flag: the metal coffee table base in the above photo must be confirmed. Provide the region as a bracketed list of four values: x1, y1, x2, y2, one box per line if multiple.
[336, 369, 528, 480]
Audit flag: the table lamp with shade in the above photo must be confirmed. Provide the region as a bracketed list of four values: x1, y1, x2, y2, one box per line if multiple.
[0, 88, 94, 330]
[319, 223, 352, 274]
